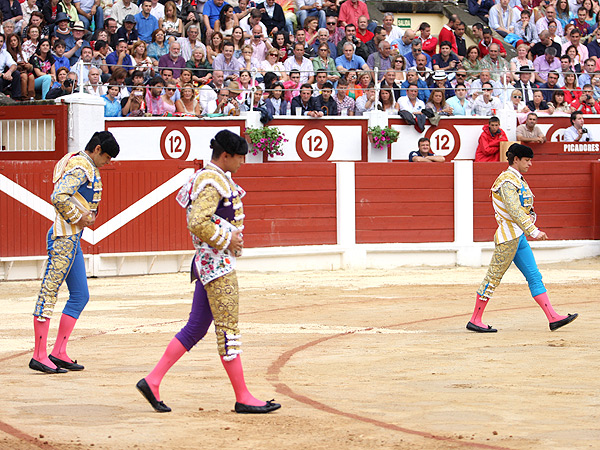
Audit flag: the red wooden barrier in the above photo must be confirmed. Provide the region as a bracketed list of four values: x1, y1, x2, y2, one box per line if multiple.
[473, 161, 598, 242]
[93, 160, 199, 254]
[0, 161, 55, 257]
[237, 163, 337, 247]
[0, 161, 337, 258]
[355, 163, 455, 243]
[525, 141, 600, 161]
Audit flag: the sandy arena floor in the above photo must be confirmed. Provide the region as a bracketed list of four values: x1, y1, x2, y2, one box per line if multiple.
[0, 258, 598, 450]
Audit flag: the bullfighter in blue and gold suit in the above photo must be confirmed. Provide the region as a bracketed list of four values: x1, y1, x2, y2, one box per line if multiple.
[29, 131, 120, 374]
[136, 130, 281, 415]
[467, 143, 578, 333]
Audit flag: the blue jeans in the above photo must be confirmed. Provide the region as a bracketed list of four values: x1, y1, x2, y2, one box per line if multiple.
[78, 7, 104, 31]
[297, 8, 326, 29]
[34, 75, 52, 99]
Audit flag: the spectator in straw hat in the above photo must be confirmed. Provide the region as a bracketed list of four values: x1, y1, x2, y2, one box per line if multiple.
[429, 70, 454, 99]
[64, 20, 91, 65]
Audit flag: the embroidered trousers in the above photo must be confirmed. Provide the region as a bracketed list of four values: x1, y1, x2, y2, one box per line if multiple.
[477, 234, 546, 300]
[34, 227, 89, 320]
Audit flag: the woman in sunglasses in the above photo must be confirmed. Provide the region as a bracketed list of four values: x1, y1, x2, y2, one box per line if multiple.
[509, 89, 530, 113]
[261, 49, 287, 81]
[161, 80, 178, 114]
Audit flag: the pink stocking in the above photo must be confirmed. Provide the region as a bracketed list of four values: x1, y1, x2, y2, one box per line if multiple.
[144, 337, 187, 401]
[469, 294, 489, 328]
[533, 292, 567, 322]
[221, 355, 265, 406]
[33, 317, 57, 369]
[51, 314, 77, 361]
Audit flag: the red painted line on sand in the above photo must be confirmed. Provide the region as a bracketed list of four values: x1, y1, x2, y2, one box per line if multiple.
[0, 421, 58, 450]
[266, 332, 513, 450]
[3, 298, 586, 448]
[264, 299, 590, 450]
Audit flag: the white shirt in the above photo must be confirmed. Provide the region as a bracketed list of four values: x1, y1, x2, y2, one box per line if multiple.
[197, 83, 220, 111]
[398, 96, 425, 113]
[260, 59, 286, 76]
[203, 99, 237, 115]
[176, 37, 207, 61]
[536, 16, 564, 37]
[70, 60, 91, 84]
[0, 48, 17, 72]
[384, 25, 404, 43]
[296, 0, 322, 9]
[239, 16, 268, 37]
[471, 95, 502, 116]
[284, 56, 314, 84]
[563, 125, 593, 142]
[84, 83, 107, 96]
[151, 3, 165, 21]
[112, 1, 140, 27]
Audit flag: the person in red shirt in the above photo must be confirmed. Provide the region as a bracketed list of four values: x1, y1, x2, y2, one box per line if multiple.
[570, 84, 600, 113]
[438, 14, 459, 54]
[338, 0, 369, 27]
[418, 21, 438, 57]
[478, 27, 507, 57]
[475, 116, 508, 162]
[356, 15, 373, 43]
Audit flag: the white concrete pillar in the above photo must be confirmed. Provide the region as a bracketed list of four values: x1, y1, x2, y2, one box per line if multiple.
[454, 160, 481, 266]
[55, 93, 105, 153]
[243, 111, 263, 163]
[335, 162, 365, 268]
[498, 108, 518, 141]
[365, 110, 389, 162]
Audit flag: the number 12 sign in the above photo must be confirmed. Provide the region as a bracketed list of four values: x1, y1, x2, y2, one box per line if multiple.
[429, 128, 457, 157]
[296, 126, 334, 161]
[160, 126, 191, 160]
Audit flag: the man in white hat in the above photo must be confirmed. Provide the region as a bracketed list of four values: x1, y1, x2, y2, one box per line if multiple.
[64, 21, 91, 66]
[430, 70, 454, 99]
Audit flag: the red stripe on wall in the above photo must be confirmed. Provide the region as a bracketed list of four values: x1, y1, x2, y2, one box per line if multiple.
[355, 163, 454, 244]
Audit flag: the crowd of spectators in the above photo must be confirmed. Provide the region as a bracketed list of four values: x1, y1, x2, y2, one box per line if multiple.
[1, 0, 600, 119]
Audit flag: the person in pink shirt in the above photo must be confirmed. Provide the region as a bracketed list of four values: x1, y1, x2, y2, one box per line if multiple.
[283, 68, 302, 102]
[145, 76, 166, 115]
[338, 0, 368, 27]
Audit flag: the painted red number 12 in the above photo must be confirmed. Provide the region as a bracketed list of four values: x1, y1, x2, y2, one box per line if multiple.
[307, 135, 323, 152]
[169, 135, 183, 154]
[435, 133, 450, 150]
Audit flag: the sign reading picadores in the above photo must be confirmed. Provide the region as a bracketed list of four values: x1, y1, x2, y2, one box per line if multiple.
[563, 143, 600, 153]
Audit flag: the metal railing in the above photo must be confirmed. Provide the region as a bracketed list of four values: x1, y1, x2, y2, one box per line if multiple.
[0, 119, 55, 152]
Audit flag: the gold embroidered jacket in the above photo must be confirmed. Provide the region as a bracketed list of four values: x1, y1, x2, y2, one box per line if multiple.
[490, 166, 540, 244]
[51, 151, 102, 237]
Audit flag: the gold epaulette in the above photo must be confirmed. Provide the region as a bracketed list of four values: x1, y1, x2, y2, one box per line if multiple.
[491, 169, 521, 193]
[190, 167, 234, 202]
[53, 152, 96, 184]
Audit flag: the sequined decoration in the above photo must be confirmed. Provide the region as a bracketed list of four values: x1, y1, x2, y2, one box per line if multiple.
[477, 237, 520, 301]
[205, 271, 241, 357]
[34, 231, 81, 318]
